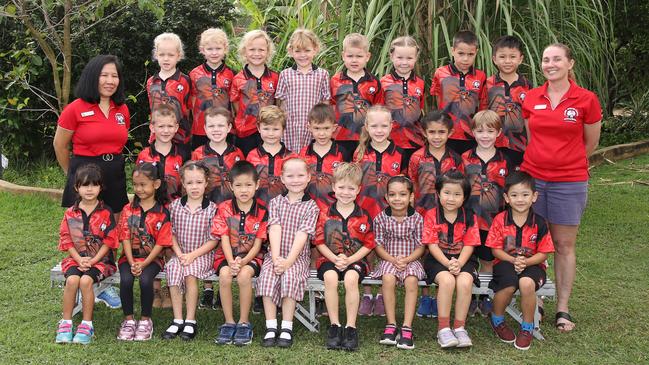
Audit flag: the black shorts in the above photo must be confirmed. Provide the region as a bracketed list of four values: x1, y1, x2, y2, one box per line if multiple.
[235, 132, 262, 157]
[62, 154, 128, 213]
[317, 261, 367, 284]
[216, 259, 261, 278]
[64, 266, 103, 283]
[423, 252, 478, 285]
[503, 149, 524, 169]
[447, 139, 477, 155]
[335, 141, 359, 160]
[473, 230, 495, 262]
[489, 262, 547, 292]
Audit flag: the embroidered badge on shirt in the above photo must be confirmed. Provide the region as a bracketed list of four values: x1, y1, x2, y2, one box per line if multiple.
[563, 108, 578, 122]
[115, 113, 126, 125]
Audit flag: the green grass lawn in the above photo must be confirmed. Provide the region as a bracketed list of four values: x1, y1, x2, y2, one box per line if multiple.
[1, 155, 648, 364]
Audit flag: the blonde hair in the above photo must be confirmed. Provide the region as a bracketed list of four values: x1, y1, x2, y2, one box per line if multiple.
[281, 157, 309, 174]
[257, 105, 286, 128]
[204, 106, 233, 126]
[238, 29, 275, 65]
[343, 33, 369, 52]
[470, 110, 502, 131]
[287, 28, 321, 52]
[332, 162, 362, 186]
[354, 105, 392, 162]
[152, 104, 178, 123]
[199, 28, 229, 51]
[544, 43, 575, 81]
[389, 36, 420, 56]
[152, 32, 185, 61]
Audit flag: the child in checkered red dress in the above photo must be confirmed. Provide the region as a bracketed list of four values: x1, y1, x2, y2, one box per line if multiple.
[256, 158, 319, 348]
[373, 176, 425, 350]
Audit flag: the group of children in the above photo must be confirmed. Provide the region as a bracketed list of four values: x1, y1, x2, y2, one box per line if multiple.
[55, 26, 555, 352]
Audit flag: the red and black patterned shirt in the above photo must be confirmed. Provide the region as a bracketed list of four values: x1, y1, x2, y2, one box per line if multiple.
[380, 71, 426, 149]
[229, 65, 279, 138]
[246, 144, 297, 206]
[486, 74, 533, 152]
[330, 69, 383, 141]
[423, 207, 480, 255]
[137, 143, 190, 202]
[408, 147, 464, 215]
[147, 69, 193, 145]
[189, 62, 236, 136]
[192, 143, 244, 205]
[117, 201, 172, 268]
[299, 141, 352, 211]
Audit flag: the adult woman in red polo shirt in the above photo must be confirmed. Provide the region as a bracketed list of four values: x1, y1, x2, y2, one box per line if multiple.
[521, 43, 602, 333]
[53, 55, 130, 213]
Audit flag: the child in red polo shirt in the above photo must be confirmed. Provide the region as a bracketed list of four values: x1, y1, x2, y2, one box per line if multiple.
[116, 163, 172, 342]
[147, 32, 192, 146]
[230, 30, 279, 156]
[381, 36, 426, 165]
[423, 171, 480, 349]
[431, 30, 487, 155]
[247, 106, 297, 206]
[189, 28, 235, 150]
[212, 161, 268, 346]
[486, 171, 554, 350]
[330, 33, 383, 154]
[55, 164, 118, 345]
[315, 162, 375, 351]
[487, 35, 533, 167]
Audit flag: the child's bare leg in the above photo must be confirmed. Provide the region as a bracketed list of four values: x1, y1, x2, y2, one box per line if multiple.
[492, 287, 515, 316]
[323, 271, 340, 324]
[344, 270, 360, 328]
[435, 272, 455, 321]
[62, 276, 81, 320]
[381, 274, 397, 325]
[79, 275, 95, 321]
[263, 296, 277, 320]
[219, 267, 235, 323]
[453, 273, 474, 323]
[237, 266, 255, 323]
[281, 297, 297, 322]
[169, 285, 184, 319]
[403, 276, 419, 327]
[519, 277, 537, 323]
[185, 276, 199, 320]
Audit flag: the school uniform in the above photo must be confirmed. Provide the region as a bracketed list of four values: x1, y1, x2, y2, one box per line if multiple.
[256, 193, 320, 306]
[136, 143, 190, 202]
[314, 203, 376, 282]
[485, 208, 555, 292]
[246, 144, 297, 206]
[147, 69, 193, 145]
[299, 141, 352, 212]
[408, 147, 464, 216]
[192, 143, 244, 205]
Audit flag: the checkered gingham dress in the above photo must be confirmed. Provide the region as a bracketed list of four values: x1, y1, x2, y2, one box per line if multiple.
[256, 194, 319, 305]
[371, 209, 426, 283]
[166, 198, 218, 290]
[276, 66, 331, 153]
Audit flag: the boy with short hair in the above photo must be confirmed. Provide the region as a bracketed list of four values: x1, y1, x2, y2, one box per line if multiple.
[315, 162, 375, 351]
[487, 35, 533, 167]
[461, 110, 513, 316]
[330, 33, 383, 153]
[431, 30, 487, 154]
[212, 160, 268, 346]
[276, 28, 331, 153]
[486, 171, 554, 350]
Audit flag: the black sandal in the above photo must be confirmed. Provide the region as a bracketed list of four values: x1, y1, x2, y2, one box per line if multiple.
[261, 328, 278, 347]
[555, 311, 575, 332]
[276, 328, 293, 348]
[161, 321, 184, 340]
[179, 322, 198, 341]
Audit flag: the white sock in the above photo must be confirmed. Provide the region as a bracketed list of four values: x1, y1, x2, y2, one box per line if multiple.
[81, 320, 93, 328]
[182, 319, 196, 334]
[204, 288, 213, 292]
[363, 294, 373, 299]
[166, 319, 183, 333]
[61, 319, 72, 325]
[376, 294, 383, 299]
[279, 320, 293, 340]
[264, 319, 278, 339]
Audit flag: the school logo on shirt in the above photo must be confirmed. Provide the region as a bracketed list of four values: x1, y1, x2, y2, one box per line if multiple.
[529, 234, 538, 244]
[174, 163, 180, 171]
[223, 79, 230, 87]
[369, 86, 377, 95]
[332, 161, 340, 169]
[359, 223, 367, 233]
[100, 223, 107, 231]
[391, 162, 400, 172]
[499, 168, 506, 177]
[115, 113, 126, 125]
[156, 221, 162, 230]
[253, 222, 260, 232]
[472, 80, 481, 89]
[520, 92, 526, 101]
[268, 82, 274, 90]
[176, 84, 184, 92]
[235, 156, 241, 162]
[415, 88, 422, 96]
[564, 108, 578, 123]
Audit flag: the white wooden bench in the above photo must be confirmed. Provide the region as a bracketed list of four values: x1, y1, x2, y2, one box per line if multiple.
[51, 264, 555, 340]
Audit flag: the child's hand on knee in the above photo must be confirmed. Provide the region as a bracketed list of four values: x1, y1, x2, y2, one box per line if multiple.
[514, 256, 526, 273]
[395, 256, 407, 271]
[274, 257, 287, 275]
[448, 258, 460, 276]
[335, 254, 348, 270]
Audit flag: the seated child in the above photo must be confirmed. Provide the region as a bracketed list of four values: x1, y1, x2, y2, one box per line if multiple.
[486, 171, 554, 350]
[315, 162, 375, 351]
[256, 158, 319, 348]
[55, 164, 119, 345]
[212, 161, 268, 346]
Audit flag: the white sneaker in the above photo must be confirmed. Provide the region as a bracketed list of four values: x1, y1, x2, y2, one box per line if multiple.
[454, 327, 473, 348]
[437, 328, 459, 348]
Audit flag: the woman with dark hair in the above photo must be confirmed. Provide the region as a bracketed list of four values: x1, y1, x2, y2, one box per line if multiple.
[54, 55, 130, 215]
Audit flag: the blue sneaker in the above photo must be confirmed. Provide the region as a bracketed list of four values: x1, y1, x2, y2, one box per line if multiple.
[55, 321, 73, 344]
[416, 296, 432, 317]
[430, 297, 439, 318]
[96, 286, 121, 309]
[72, 323, 94, 345]
[215, 323, 236, 345]
[478, 297, 493, 317]
[233, 322, 254, 346]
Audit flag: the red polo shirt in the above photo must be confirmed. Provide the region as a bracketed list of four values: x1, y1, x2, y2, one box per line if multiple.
[408, 147, 464, 216]
[246, 144, 297, 206]
[192, 143, 245, 204]
[330, 69, 383, 141]
[117, 201, 172, 269]
[189, 62, 235, 136]
[521, 80, 602, 182]
[147, 69, 193, 144]
[486, 74, 533, 151]
[299, 141, 352, 211]
[229, 65, 279, 138]
[380, 70, 426, 148]
[136, 143, 190, 201]
[57, 98, 130, 156]
[422, 207, 480, 255]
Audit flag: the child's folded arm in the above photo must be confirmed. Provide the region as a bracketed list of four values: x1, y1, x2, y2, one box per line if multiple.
[347, 246, 372, 264]
[240, 237, 263, 265]
[492, 248, 516, 264]
[315, 243, 339, 264]
[89, 244, 111, 266]
[522, 252, 548, 267]
[374, 244, 396, 264]
[405, 245, 426, 263]
[284, 230, 310, 266]
[428, 243, 451, 268]
[456, 245, 474, 267]
[268, 224, 282, 260]
[220, 235, 235, 265]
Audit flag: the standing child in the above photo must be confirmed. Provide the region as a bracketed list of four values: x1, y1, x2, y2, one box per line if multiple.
[315, 162, 375, 351]
[230, 30, 279, 156]
[372, 176, 425, 350]
[487, 35, 533, 167]
[147, 33, 192, 146]
[189, 28, 236, 150]
[257, 158, 319, 348]
[486, 171, 554, 350]
[380, 36, 426, 165]
[462, 110, 512, 316]
[354, 105, 407, 317]
[162, 161, 218, 341]
[430, 30, 487, 154]
[212, 161, 268, 346]
[55, 164, 118, 345]
[276, 28, 331, 153]
[330, 33, 383, 154]
[423, 171, 480, 348]
[117, 163, 172, 341]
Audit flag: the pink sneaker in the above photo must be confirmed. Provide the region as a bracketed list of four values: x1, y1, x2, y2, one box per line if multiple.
[373, 295, 385, 316]
[117, 320, 137, 341]
[134, 318, 153, 341]
[359, 295, 374, 316]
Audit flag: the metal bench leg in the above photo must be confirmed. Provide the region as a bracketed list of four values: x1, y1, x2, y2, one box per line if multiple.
[533, 304, 545, 340]
[294, 289, 320, 332]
